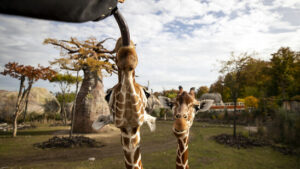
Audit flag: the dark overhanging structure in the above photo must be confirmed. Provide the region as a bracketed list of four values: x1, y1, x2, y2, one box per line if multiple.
[0, 0, 130, 46]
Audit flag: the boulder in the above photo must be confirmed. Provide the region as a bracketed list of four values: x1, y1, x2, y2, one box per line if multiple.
[200, 93, 223, 104]
[0, 87, 60, 120]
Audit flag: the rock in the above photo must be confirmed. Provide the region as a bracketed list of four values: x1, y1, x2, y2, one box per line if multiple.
[0, 87, 60, 119]
[200, 93, 223, 104]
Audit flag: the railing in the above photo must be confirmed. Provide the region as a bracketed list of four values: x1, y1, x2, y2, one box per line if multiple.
[209, 102, 245, 112]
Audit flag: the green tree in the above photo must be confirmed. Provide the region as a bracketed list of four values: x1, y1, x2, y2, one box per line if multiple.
[209, 76, 231, 102]
[239, 58, 270, 98]
[220, 52, 251, 138]
[162, 89, 178, 99]
[50, 73, 82, 125]
[196, 86, 208, 99]
[268, 47, 300, 99]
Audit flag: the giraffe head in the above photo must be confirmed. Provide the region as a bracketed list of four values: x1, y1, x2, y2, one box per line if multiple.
[114, 38, 138, 82]
[173, 92, 197, 136]
[117, 46, 137, 72]
[173, 91, 213, 137]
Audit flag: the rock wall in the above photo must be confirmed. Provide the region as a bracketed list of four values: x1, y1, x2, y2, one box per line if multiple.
[0, 87, 60, 120]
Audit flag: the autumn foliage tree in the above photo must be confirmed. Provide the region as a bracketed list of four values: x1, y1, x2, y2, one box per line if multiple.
[44, 37, 117, 133]
[0, 62, 56, 137]
[244, 96, 259, 111]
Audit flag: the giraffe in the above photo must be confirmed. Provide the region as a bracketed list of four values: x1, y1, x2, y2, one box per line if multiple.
[91, 8, 155, 168]
[93, 38, 155, 169]
[172, 91, 213, 169]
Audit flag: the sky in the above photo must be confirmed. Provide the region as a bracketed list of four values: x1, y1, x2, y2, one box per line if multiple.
[0, 0, 300, 93]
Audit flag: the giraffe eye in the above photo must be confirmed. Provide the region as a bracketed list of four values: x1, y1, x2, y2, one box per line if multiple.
[183, 114, 187, 119]
[175, 114, 181, 118]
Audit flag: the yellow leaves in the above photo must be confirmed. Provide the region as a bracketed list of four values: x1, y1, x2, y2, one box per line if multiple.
[85, 57, 114, 73]
[45, 37, 117, 74]
[244, 96, 259, 109]
[237, 98, 245, 103]
[43, 38, 57, 45]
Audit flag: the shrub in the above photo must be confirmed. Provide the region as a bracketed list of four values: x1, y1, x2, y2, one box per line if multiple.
[43, 99, 60, 114]
[217, 112, 225, 120]
[56, 92, 76, 103]
[291, 95, 300, 101]
[25, 111, 44, 122]
[0, 95, 16, 122]
[151, 108, 160, 118]
[266, 108, 300, 147]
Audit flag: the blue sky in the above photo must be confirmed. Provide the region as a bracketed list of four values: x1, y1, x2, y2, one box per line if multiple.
[0, 0, 300, 93]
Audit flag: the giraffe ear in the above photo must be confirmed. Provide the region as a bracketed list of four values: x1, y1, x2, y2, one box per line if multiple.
[197, 99, 214, 112]
[105, 88, 113, 103]
[143, 88, 150, 99]
[158, 96, 174, 109]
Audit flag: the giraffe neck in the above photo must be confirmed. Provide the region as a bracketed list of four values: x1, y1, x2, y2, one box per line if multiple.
[114, 71, 144, 128]
[121, 127, 143, 169]
[175, 130, 189, 169]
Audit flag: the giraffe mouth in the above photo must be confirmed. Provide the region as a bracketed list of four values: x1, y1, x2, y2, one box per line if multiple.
[173, 127, 188, 135]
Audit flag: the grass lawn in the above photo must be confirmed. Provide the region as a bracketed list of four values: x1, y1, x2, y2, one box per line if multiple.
[0, 121, 299, 169]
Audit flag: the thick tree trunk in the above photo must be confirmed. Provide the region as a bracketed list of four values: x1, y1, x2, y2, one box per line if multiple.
[73, 69, 109, 133]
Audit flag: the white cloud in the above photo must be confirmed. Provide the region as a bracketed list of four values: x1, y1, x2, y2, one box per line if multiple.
[272, 0, 300, 9]
[0, 0, 300, 93]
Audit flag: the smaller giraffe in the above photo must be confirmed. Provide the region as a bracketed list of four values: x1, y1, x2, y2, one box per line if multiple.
[172, 91, 213, 169]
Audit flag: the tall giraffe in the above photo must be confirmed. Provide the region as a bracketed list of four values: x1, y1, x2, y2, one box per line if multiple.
[93, 38, 156, 169]
[91, 8, 155, 169]
[172, 91, 213, 169]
